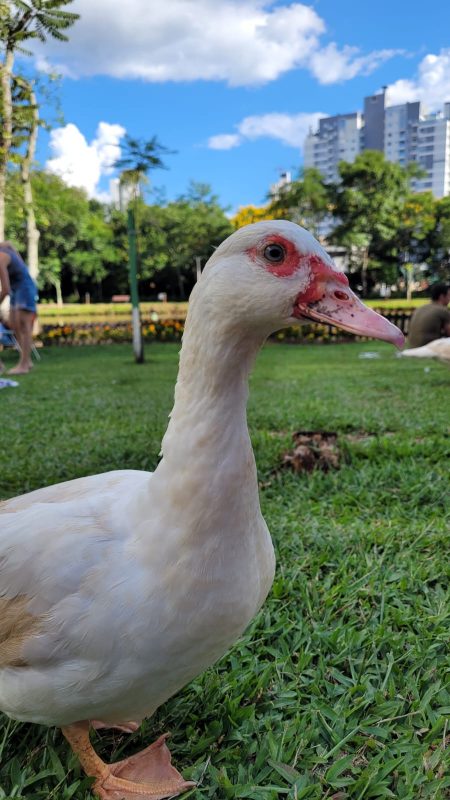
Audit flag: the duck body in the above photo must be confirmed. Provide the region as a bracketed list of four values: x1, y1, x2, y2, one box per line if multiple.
[1, 391, 274, 728]
[0, 303, 275, 728]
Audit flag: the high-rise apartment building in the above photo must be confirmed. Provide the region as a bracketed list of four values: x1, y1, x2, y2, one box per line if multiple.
[363, 91, 386, 151]
[384, 100, 420, 168]
[304, 91, 450, 198]
[303, 112, 363, 183]
[409, 106, 450, 197]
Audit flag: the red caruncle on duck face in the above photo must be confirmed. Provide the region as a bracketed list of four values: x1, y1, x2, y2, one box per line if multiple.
[246, 231, 404, 348]
[246, 233, 306, 278]
[246, 232, 351, 297]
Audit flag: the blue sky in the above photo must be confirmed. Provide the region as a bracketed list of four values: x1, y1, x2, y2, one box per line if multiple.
[28, 0, 450, 212]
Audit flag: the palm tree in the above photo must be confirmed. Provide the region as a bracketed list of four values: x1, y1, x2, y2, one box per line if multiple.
[114, 135, 175, 363]
[13, 74, 40, 278]
[114, 134, 174, 200]
[0, 1, 79, 238]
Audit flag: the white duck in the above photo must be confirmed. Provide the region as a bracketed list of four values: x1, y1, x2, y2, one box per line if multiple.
[0, 221, 403, 800]
[400, 337, 450, 364]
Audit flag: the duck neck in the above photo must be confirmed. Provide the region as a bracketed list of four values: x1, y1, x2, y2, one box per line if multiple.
[132, 285, 270, 551]
[159, 300, 264, 470]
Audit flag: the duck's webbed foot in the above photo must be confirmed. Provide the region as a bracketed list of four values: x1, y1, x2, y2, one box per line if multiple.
[62, 723, 195, 800]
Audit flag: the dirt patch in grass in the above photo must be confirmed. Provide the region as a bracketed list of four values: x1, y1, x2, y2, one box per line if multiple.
[274, 429, 397, 476]
[282, 430, 341, 473]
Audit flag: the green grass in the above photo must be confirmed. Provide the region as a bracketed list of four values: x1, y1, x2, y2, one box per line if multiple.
[0, 342, 449, 799]
[36, 298, 423, 326]
[366, 299, 427, 310]
[37, 301, 189, 324]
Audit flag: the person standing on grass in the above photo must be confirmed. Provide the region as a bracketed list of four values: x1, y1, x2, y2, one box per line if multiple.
[0, 241, 38, 375]
[407, 282, 450, 349]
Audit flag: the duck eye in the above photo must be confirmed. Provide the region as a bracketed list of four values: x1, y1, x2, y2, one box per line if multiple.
[264, 243, 285, 263]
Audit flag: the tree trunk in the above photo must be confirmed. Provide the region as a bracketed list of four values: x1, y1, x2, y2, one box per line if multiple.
[0, 48, 15, 240]
[55, 280, 63, 307]
[406, 264, 413, 302]
[50, 277, 63, 307]
[21, 86, 40, 280]
[175, 265, 185, 299]
[361, 246, 369, 297]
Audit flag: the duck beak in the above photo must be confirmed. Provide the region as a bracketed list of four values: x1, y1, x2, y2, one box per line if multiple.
[293, 268, 404, 349]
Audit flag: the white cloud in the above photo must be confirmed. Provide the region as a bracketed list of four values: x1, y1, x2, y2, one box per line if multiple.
[34, 54, 75, 79]
[208, 133, 242, 150]
[386, 49, 450, 110]
[310, 43, 402, 85]
[32, 0, 397, 87]
[208, 48, 450, 155]
[208, 111, 324, 151]
[238, 112, 325, 147]
[46, 122, 126, 198]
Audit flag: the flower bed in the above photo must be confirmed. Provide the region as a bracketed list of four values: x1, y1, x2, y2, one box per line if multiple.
[275, 323, 357, 344]
[39, 319, 185, 346]
[39, 315, 409, 347]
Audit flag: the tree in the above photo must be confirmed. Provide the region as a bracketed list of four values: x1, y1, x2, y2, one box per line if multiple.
[231, 204, 278, 229]
[395, 192, 436, 299]
[138, 184, 233, 299]
[0, 71, 41, 274]
[66, 203, 123, 300]
[11, 74, 40, 277]
[0, 0, 78, 238]
[330, 151, 418, 295]
[4, 172, 235, 302]
[31, 172, 94, 303]
[114, 134, 175, 202]
[5, 170, 121, 304]
[1, 63, 63, 278]
[428, 196, 450, 280]
[268, 168, 331, 238]
[114, 134, 175, 362]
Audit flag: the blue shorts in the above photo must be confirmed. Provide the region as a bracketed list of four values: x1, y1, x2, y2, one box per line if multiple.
[10, 277, 38, 313]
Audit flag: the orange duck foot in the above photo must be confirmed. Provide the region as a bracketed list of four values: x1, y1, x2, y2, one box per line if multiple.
[62, 723, 195, 800]
[94, 734, 195, 800]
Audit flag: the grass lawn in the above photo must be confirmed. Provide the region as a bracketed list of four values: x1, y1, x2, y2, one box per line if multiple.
[36, 298, 425, 326]
[37, 302, 190, 324]
[0, 342, 449, 799]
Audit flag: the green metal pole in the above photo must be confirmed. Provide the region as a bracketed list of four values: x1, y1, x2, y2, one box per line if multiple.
[127, 206, 144, 363]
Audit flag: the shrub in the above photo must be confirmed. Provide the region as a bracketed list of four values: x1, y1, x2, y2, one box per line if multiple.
[38, 309, 412, 346]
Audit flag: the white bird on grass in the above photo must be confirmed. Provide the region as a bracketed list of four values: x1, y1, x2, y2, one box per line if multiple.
[0, 221, 404, 800]
[400, 337, 450, 364]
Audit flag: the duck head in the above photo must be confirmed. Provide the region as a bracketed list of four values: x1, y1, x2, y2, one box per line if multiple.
[202, 220, 404, 348]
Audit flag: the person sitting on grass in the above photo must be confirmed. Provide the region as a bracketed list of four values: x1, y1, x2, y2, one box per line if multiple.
[407, 282, 450, 349]
[0, 241, 38, 375]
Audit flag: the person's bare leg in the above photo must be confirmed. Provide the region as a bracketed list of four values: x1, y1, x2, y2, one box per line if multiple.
[8, 308, 19, 345]
[9, 309, 33, 374]
[22, 311, 34, 368]
[7, 307, 25, 371]
[8, 307, 23, 358]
